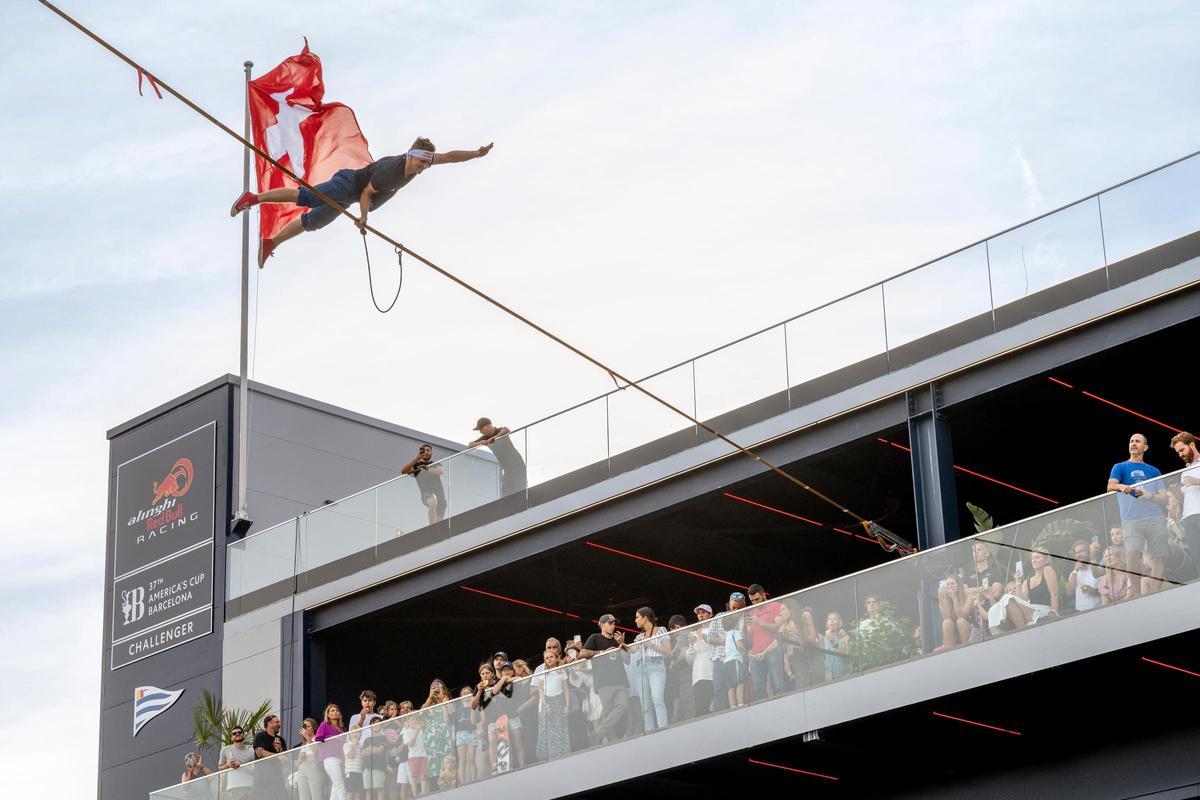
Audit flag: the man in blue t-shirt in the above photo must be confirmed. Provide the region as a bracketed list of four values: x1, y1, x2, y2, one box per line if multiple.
[1107, 433, 1170, 597]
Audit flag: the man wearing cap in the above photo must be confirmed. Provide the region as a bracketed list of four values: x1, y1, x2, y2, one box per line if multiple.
[230, 137, 494, 267]
[703, 592, 746, 712]
[468, 417, 528, 496]
[685, 604, 715, 716]
[579, 614, 631, 744]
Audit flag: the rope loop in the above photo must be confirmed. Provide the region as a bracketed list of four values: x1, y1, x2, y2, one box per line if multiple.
[360, 232, 402, 313]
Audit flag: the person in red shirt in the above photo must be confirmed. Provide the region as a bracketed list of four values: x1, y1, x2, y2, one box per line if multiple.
[745, 583, 790, 700]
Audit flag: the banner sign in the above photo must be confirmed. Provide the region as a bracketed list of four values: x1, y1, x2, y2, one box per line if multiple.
[111, 422, 216, 670]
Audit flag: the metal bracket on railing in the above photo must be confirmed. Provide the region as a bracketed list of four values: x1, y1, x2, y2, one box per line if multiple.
[863, 520, 915, 554]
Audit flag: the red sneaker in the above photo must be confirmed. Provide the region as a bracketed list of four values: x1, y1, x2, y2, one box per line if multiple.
[258, 238, 276, 269]
[229, 190, 259, 217]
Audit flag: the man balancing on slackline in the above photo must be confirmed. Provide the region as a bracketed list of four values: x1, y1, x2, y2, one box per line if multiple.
[229, 137, 493, 267]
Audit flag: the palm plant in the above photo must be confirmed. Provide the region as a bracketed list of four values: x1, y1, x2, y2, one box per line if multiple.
[190, 688, 273, 754]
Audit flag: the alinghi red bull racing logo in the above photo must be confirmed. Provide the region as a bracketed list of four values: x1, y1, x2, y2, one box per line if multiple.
[151, 458, 194, 505]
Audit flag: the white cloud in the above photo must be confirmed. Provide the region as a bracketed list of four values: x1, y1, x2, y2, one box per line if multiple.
[1014, 145, 1045, 212]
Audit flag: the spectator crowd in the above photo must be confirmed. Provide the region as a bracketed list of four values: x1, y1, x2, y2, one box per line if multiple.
[181, 430, 1200, 798]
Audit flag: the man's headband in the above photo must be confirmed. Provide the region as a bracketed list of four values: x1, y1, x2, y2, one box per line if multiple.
[407, 149, 434, 162]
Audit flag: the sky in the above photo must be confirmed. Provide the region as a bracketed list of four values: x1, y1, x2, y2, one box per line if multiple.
[2, 1, 1200, 795]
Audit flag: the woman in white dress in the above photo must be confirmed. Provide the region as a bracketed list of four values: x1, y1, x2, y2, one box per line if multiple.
[988, 547, 1059, 632]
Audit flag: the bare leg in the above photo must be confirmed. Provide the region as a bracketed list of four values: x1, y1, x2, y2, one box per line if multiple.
[937, 595, 957, 646]
[512, 733, 525, 769]
[1148, 557, 1166, 594]
[1126, 552, 1144, 598]
[1006, 601, 1033, 629]
[955, 617, 971, 644]
[259, 187, 301, 204]
[272, 218, 304, 247]
[941, 618, 958, 647]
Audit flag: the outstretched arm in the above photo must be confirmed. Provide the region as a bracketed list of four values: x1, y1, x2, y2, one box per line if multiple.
[432, 143, 493, 165]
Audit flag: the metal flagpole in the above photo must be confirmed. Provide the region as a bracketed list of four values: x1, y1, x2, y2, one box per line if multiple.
[232, 60, 255, 537]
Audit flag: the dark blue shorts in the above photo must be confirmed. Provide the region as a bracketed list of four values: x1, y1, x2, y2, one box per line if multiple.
[297, 168, 356, 232]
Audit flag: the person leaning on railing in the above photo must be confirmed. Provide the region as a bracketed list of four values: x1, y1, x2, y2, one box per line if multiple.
[216, 725, 256, 799]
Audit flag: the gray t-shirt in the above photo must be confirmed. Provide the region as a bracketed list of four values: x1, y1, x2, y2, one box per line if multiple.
[218, 742, 256, 788]
[353, 155, 415, 209]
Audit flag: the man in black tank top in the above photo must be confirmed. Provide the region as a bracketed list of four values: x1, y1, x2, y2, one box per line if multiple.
[468, 417, 528, 496]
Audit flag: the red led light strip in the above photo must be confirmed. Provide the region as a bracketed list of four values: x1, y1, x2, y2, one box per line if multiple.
[931, 711, 1021, 736]
[585, 541, 748, 590]
[723, 492, 884, 546]
[877, 438, 1059, 505]
[459, 586, 639, 633]
[459, 586, 579, 618]
[1048, 377, 1182, 433]
[747, 758, 839, 782]
[1141, 656, 1200, 679]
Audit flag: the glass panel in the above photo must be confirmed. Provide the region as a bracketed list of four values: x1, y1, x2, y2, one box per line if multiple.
[852, 553, 922, 675]
[298, 488, 378, 573]
[456, 428, 524, 504]
[920, 537, 987, 654]
[445, 447, 504, 516]
[883, 244, 993, 352]
[606, 363, 697, 467]
[693, 326, 788, 423]
[987, 199, 1106, 309]
[379, 471, 441, 539]
[525, 398, 608, 491]
[1100, 155, 1200, 263]
[226, 519, 295, 599]
[784, 288, 886, 388]
[189, 471, 1200, 800]
[782, 575, 858, 688]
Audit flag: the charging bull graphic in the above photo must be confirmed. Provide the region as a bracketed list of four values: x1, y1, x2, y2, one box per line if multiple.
[151, 458, 194, 505]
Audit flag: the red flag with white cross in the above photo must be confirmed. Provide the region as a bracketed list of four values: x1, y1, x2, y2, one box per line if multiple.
[249, 41, 372, 240]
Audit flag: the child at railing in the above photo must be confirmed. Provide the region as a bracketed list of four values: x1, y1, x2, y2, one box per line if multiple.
[343, 722, 365, 800]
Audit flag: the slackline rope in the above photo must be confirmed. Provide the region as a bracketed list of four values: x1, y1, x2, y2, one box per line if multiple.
[39, 0, 913, 554]
[360, 230, 403, 313]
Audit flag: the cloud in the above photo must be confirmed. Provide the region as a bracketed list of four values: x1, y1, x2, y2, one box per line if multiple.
[1014, 145, 1045, 212]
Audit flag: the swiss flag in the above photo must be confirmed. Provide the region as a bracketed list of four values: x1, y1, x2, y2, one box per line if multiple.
[249, 40, 372, 240]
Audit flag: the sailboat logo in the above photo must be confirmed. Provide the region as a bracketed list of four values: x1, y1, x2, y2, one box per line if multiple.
[133, 686, 185, 737]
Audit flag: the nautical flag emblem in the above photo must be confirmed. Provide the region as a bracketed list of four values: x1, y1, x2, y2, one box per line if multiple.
[133, 686, 184, 737]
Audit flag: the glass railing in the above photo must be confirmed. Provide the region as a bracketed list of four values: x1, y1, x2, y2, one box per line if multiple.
[227, 150, 1200, 607]
[181, 467, 1198, 798]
